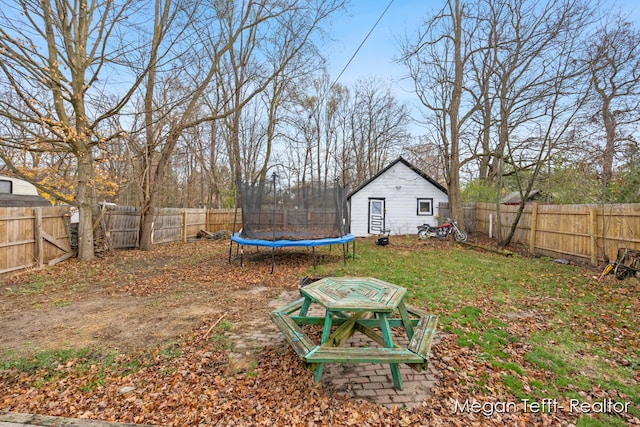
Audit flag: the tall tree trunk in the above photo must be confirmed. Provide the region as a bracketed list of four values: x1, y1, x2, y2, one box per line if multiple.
[447, 0, 464, 226]
[601, 97, 616, 189]
[209, 120, 221, 208]
[140, 126, 181, 250]
[75, 147, 95, 261]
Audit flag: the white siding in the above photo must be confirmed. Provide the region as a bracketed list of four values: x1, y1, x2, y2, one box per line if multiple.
[349, 162, 448, 237]
[0, 176, 39, 195]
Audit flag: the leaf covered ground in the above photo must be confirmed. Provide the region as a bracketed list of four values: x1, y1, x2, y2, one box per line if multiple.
[0, 236, 638, 426]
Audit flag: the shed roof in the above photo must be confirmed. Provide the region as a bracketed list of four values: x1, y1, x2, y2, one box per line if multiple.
[0, 194, 51, 207]
[347, 156, 448, 199]
[500, 189, 541, 204]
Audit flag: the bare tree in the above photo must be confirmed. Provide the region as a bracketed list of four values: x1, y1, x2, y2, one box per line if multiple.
[401, 137, 447, 185]
[402, 0, 596, 240]
[347, 77, 411, 185]
[401, 0, 483, 227]
[283, 75, 409, 189]
[283, 73, 345, 187]
[134, 0, 345, 249]
[0, 0, 148, 260]
[134, 0, 204, 250]
[254, 3, 328, 185]
[585, 16, 640, 193]
[281, 82, 322, 185]
[485, 0, 593, 245]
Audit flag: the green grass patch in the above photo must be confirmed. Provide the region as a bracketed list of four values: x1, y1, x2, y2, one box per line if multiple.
[0, 348, 143, 390]
[576, 415, 629, 427]
[218, 320, 234, 331]
[525, 345, 573, 378]
[502, 374, 536, 401]
[4, 274, 55, 295]
[203, 320, 235, 350]
[159, 343, 182, 360]
[1, 348, 91, 373]
[444, 307, 516, 361]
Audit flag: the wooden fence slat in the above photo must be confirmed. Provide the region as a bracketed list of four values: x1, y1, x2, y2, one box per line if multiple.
[42, 230, 71, 252]
[34, 208, 43, 268]
[529, 203, 538, 253]
[589, 207, 597, 266]
[0, 206, 71, 275]
[0, 239, 35, 248]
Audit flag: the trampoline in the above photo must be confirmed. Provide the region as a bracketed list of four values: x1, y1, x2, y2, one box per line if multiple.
[230, 232, 355, 272]
[228, 173, 355, 272]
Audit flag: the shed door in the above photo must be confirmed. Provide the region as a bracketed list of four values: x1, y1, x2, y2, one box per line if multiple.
[368, 198, 385, 234]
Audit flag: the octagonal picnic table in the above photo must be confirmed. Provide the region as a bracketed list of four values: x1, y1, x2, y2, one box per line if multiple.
[270, 277, 438, 390]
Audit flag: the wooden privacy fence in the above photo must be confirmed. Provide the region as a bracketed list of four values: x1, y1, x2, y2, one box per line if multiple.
[0, 206, 240, 275]
[435, 202, 477, 231]
[0, 206, 73, 275]
[3, 203, 639, 275]
[100, 207, 240, 249]
[470, 202, 640, 267]
[95, 205, 140, 249]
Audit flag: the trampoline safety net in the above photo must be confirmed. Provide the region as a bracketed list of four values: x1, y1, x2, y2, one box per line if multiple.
[238, 178, 348, 241]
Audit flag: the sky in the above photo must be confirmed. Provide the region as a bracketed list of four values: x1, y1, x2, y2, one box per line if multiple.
[324, 1, 428, 102]
[324, 0, 640, 118]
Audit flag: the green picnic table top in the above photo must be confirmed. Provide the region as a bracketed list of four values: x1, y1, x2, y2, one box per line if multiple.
[300, 276, 406, 313]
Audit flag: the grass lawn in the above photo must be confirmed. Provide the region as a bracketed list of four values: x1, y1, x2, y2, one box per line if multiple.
[0, 235, 638, 426]
[317, 236, 639, 426]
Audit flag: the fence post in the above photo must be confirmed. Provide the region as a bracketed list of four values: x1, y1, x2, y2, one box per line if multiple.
[529, 203, 538, 254]
[590, 207, 598, 267]
[34, 207, 44, 268]
[182, 210, 187, 242]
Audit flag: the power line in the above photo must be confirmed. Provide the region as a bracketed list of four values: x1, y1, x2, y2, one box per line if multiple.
[301, 0, 396, 144]
[331, 0, 396, 88]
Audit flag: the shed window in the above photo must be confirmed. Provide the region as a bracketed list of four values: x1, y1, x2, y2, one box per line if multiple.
[417, 198, 433, 216]
[0, 180, 11, 194]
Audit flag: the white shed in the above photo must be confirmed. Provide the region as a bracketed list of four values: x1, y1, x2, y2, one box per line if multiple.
[347, 157, 448, 237]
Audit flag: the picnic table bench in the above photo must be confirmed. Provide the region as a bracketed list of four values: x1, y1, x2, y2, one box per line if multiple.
[270, 277, 438, 390]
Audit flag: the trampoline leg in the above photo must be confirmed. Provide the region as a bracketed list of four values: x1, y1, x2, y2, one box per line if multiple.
[271, 248, 275, 274]
[342, 243, 347, 265]
[313, 247, 316, 270]
[240, 247, 244, 267]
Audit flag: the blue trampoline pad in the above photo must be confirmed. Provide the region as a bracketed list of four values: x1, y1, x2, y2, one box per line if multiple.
[231, 232, 355, 248]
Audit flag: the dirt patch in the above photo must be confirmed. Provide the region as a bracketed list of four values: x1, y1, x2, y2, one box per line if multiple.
[0, 240, 308, 359]
[0, 296, 221, 354]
